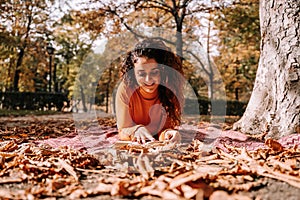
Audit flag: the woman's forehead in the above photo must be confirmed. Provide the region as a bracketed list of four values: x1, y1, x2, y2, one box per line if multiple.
[134, 57, 158, 68]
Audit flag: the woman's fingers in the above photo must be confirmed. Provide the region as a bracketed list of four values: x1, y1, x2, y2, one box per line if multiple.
[140, 133, 155, 144]
[141, 135, 146, 144]
[165, 131, 175, 139]
[133, 127, 155, 144]
[133, 135, 139, 142]
[144, 132, 155, 142]
[165, 130, 181, 143]
[165, 132, 173, 140]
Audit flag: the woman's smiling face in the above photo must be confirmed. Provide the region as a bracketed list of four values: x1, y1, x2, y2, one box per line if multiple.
[134, 57, 161, 94]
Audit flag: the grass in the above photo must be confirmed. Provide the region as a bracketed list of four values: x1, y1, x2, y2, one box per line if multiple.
[0, 109, 242, 125]
[183, 114, 241, 124]
[0, 109, 62, 117]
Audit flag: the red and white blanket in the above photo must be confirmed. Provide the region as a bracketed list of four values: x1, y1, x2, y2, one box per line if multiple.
[36, 124, 300, 153]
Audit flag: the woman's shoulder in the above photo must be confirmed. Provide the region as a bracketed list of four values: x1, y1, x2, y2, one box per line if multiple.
[117, 81, 126, 91]
[116, 81, 136, 99]
[117, 81, 133, 92]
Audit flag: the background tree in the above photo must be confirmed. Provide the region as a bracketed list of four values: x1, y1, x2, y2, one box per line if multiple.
[0, 32, 16, 91]
[213, 0, 260, 102]
[0, 0, 55, 92]
[53, 10, 106, 111]
[234, 0, 300, 138]
[95, 32, 139, 113]
[82, 0, 226, 109]
[94, 0, 217, 56]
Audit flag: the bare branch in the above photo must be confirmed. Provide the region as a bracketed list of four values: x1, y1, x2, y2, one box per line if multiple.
[151, 0, 173, 10]
[135, 4, 172, 13]
[185, 49, 211, 77]
[100, 3, 176, 46]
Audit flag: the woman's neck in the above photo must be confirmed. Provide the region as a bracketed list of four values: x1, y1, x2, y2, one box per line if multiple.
[138, 87, 158, 100]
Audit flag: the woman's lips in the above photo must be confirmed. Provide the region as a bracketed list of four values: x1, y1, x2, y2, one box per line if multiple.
[144, 83, 155, 86]
[144, 83, 155, 87]
[142, 83, 158, 92]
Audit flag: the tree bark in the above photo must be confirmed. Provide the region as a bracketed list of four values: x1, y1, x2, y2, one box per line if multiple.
[233, 0, 300, 138]
[13, 14, 32, 92]
[79, 85, 88, 112]
[13, 48, 24, 91]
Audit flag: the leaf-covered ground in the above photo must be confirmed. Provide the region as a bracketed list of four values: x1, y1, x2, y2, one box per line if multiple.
[0, 113, 299, 200]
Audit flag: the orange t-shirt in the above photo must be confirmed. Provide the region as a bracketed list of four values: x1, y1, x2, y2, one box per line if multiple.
[115, 81, 172, 140]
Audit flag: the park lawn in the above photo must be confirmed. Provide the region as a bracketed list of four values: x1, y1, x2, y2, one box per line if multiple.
[0, 109, 61, 117]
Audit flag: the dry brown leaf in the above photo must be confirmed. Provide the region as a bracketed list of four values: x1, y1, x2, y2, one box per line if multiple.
[181, 184, 202, 199]
[1, 115, 300, 200]
[87, 182, 113, 194]
[133, 153, 154, 180]
[210, 190, 252, 200]
[57, 158, 79, 181]
[265, 138, 284, 152]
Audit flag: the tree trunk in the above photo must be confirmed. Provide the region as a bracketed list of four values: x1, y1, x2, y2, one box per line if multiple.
[13, 15, 32, 92]
[105, 67, 112, 113]
[80, 85, 88, 112]
[13, 48, 25, 91]
[175, 31, 183, 57]
[233, 0, 300, 139]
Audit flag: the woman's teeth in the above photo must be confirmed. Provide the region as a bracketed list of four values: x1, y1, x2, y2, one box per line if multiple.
[145, 83, 154, 86]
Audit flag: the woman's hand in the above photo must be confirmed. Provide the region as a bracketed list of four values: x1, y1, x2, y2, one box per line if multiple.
[132, 126, 155, 144]
[160, 129, 181, 143]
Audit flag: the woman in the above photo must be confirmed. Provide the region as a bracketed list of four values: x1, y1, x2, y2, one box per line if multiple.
[115, 38, 184, 144]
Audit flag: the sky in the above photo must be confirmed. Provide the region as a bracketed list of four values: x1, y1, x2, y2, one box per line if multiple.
[48, 0, 219, 55]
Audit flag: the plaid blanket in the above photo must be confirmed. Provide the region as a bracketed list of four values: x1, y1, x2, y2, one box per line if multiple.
[36, 124, 300, 153]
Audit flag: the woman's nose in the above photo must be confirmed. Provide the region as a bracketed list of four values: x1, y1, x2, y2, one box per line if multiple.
[145, 74, 152, 82]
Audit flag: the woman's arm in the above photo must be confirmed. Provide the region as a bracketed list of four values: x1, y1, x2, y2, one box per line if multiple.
[115, 82, 153, 143]
[115, 82, 136, 140]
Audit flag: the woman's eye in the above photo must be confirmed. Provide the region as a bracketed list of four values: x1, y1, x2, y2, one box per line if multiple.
[138, 72, 147, 77]
[150, 70, 160, 77]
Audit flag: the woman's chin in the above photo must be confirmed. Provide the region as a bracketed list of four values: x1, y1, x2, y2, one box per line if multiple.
[141, 86, 158, 93]
[143, 88, 155, 93]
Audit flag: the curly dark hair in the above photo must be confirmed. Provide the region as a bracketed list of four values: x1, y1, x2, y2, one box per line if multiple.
[120, 38, 184, 127]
